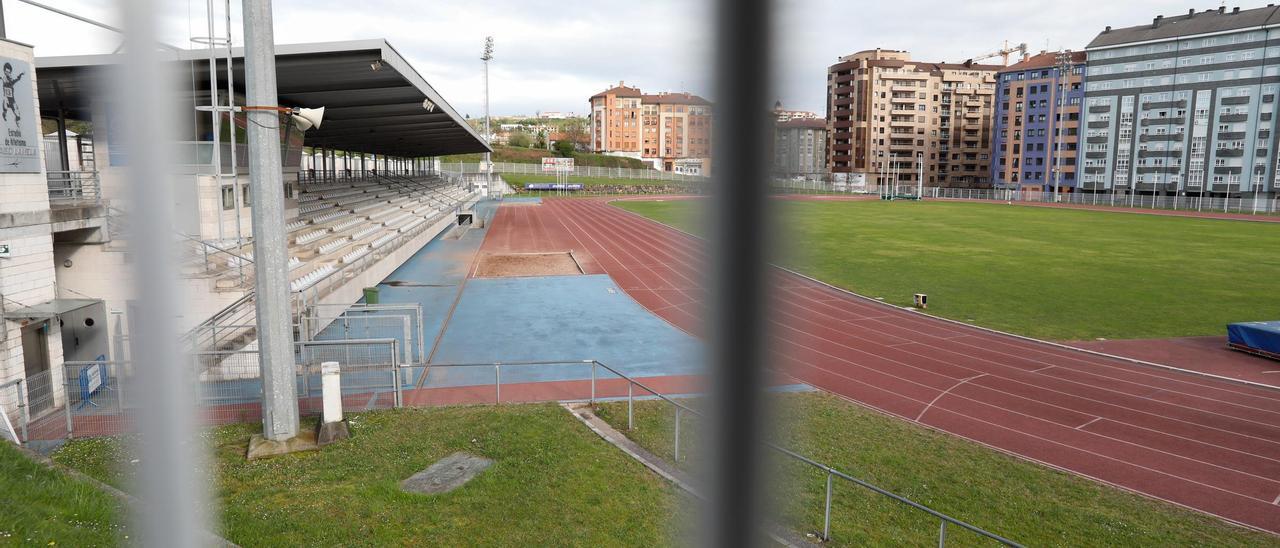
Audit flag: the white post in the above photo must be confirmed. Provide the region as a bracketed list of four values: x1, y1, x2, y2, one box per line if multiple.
[321, 361, 342, 424]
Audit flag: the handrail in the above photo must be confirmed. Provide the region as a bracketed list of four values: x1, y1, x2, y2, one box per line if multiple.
[404, 358, 1022, 546]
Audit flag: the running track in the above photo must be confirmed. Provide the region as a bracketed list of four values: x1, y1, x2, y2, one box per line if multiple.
[480, 197, 1280, 534]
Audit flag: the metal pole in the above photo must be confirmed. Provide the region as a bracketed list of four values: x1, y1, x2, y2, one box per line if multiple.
[590, 361, 597, 404]
[1051, 51, 1070, 204]
[939, 520, 948, 547]
[16, 380, 27, 442]
[494, 364, 501, 404]
[205, 0, 224, 242]
[627, 382, 634, 430]
[674, 406, 681, 461]
[482, 37, 494, 196]
[55, 109, 70, 173]
[243, 0, 299, 441]
[823, 471, 833, 541]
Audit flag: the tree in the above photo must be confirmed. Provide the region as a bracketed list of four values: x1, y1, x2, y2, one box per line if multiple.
[507, 131, 533, 148]
[553, 139, 575, 156]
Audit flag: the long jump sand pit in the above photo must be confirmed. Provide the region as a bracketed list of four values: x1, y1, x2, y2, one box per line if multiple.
[474, 252, 583, 278]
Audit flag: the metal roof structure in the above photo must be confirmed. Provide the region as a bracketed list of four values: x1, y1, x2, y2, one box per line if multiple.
[34, 39, 490, 157]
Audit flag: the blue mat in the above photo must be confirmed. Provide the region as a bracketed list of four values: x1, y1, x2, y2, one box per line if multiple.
[1228, 321, 1280, 359]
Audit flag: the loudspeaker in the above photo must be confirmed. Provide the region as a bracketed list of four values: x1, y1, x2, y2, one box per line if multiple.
[292, 107, 325, 131]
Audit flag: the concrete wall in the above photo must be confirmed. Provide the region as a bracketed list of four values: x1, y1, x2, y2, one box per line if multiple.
[0, 39, 67, 421]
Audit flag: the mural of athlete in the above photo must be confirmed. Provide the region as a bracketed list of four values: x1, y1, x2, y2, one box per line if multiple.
[2, 62, 25, 124]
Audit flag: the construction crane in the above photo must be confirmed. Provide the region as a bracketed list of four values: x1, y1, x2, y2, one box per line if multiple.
[966, 41, 1029, 66]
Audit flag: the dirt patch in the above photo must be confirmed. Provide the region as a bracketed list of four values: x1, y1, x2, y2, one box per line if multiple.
[474, 252, 583, 278]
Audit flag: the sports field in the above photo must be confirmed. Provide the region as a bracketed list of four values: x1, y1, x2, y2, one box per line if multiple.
[614, 199, 1280, 340]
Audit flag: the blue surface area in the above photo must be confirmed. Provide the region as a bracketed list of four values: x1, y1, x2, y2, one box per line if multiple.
[1228, 321, 1280, 358]
[425, 274, 702, 387]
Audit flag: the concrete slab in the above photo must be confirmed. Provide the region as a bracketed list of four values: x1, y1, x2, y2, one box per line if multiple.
[400, 452, 493, 495]
[246, 426, 319, 460]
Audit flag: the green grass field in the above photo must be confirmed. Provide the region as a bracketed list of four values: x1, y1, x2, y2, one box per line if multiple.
[594, 393, 1278, 547]
[53, 404, 676, 546]
[613, 199, 1280, 340]
[0, 441, 127, 545]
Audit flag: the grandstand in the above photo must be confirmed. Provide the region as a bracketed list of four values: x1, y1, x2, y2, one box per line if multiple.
[0, 39, 488, 431]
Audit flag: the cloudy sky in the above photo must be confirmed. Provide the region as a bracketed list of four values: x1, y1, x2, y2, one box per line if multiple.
[9, 0, 1237, 117]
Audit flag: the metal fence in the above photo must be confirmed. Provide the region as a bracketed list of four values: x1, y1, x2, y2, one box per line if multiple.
[447, 161, 709, 182]
[923, 186, 1280, 216]
[46, 170, 102, 205]
[6, 339, 399, 442]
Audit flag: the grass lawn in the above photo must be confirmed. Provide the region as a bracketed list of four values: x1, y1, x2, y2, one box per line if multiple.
[613, 199, 1280, 340]
[0, 441, 127, 546]
[53, 404, 677, 546]
[594, 392, 1278, 547]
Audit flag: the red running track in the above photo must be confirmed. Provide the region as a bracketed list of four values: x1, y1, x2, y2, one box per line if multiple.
[481, 197, 1280, 534]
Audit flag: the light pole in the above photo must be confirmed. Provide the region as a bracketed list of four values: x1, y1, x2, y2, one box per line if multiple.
[243, 0, 299, 441]
[482, 37, 494, 196]
[1051, 50, 1072, 204]
[916, 151, 923, 198]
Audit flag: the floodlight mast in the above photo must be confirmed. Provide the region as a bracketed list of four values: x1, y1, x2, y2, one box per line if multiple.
[482, 37, 494, 195]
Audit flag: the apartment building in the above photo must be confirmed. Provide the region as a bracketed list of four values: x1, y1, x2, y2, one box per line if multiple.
[1082, 5, 1280, 200]
[774, 118, 827, 178]
[773, 101, 820, 123]
[588, 82, 712, 172]
[826, 49, 1001, 189]
[991, 51, 1087, 196]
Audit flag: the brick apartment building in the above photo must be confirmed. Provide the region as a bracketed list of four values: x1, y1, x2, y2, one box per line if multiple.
[588, 81, 712, 173]
[990, 51, 1087, 196]
[826, 49, 1001, 189]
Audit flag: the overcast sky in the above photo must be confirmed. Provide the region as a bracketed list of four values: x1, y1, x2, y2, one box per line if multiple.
[9, 0, 1245, 117]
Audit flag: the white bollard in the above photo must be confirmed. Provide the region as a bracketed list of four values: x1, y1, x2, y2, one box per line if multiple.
[321, 361, 343, 424]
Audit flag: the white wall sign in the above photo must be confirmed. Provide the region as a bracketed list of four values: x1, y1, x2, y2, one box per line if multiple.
[0, 57, 40, 173]
[0, 243, 9, 258]
[541, 157, 574, 173]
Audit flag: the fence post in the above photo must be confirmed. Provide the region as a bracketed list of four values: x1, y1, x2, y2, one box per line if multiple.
[627, 382, 634, 430]
[939, 519, 947, 547]
[590, 361, 597, 405]
[16, 379, 28, 442]
[674, 406, 681, 461]
[495, 364, 501, 404]
[392, 343, 402, 409]
[115, 363, 126, 413]
[65, 375, 74, 439]
[823, 470, 833, 541]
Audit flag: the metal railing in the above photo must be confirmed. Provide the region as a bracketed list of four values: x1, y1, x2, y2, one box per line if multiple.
[400, 358, 1020, 546]
[46, 170, 101, 205]
[924, 186, 1280, 216]
[447, 161, 709, 182]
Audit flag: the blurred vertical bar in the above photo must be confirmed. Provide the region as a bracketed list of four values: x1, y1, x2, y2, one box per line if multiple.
[117, 0, 209, 544]
[707, 0, 772, 545]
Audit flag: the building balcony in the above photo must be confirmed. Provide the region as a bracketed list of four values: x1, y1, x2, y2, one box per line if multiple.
[47, 170, 101, 206]
[1220, 114, 1249, 123]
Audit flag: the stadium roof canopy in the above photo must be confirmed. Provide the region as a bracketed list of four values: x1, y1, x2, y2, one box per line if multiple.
[34, 39, 490, 157]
